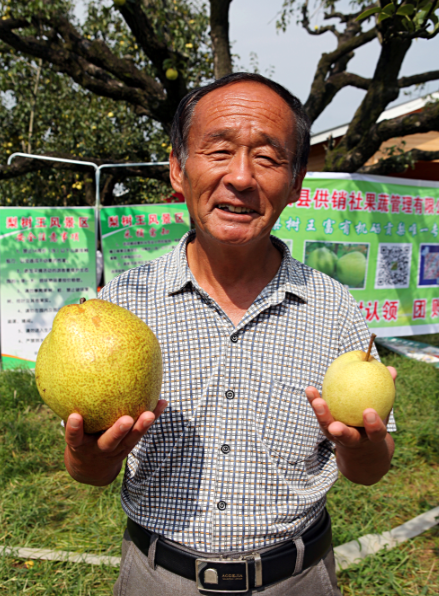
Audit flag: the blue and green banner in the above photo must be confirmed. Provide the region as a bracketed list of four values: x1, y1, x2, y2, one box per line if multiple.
[272, 173, 439, 337]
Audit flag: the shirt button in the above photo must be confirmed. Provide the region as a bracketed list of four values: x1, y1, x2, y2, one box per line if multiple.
[221, 444, 230, 454]
[230, 334, 238, 343]
[225, 390, 235, 400]
[217, 501, 227, 511]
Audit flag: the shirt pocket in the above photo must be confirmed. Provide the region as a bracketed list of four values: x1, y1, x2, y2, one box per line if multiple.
[255, 381, 323, 465]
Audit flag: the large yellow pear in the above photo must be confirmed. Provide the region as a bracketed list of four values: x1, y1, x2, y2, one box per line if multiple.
[322, 351, 395, 427]
[35, 299, 162, 434]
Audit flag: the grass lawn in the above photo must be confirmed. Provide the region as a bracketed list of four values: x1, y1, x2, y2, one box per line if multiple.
[0, 337, 438, 595]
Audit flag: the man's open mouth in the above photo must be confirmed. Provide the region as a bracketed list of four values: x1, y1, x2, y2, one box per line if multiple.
[217, 204, 255, 214]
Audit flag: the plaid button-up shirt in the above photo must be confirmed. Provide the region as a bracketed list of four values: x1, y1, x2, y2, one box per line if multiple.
[100, 231, 395, 553]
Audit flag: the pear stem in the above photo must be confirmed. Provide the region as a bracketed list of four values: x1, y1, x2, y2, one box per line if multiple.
[79, 297, 86, 304]
[365, 334, 377, 361]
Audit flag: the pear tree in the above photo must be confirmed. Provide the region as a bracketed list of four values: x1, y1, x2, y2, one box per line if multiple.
[0, 0, 438, 206]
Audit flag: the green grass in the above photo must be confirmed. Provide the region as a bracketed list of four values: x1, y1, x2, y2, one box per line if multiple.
[328, 344, 439, 594]
[0, 557, 119, 596]
[0, 340, 438, 594]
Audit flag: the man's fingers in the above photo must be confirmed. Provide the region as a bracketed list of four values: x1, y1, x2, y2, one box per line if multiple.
[129, 400, 168, 438]
[306, 387, 368, 446]
[65, 413, 85, 447]
[121, 401, 168, 451]
[305, 387, 336, 435]
[362, 409, 388, 443]
[327, 421, 362, 444]
[123, 411, 157, 451]
[153, 399, 168, 419]
[67, 401, 168, 455]
[387, 366, 397, 382]
[305, 386, 320, 402]
[96, 415, 135, 452]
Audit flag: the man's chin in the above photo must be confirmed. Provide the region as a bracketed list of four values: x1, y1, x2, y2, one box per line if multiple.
[205, 228, 266, 247]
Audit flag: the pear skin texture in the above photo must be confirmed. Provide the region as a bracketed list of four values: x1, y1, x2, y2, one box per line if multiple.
[322, 350, 395, 427]
[35, 299, 162, 434]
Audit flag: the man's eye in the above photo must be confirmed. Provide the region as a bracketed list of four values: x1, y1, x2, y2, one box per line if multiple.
[256, 155, 276, 163]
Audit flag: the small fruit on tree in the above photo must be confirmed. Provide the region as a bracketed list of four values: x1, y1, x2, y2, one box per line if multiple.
[165, 68, 179, 81]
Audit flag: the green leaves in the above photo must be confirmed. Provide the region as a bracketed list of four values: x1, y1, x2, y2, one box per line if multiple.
[356, 7, 381, 21]
[396, 4, 416, 16]
[356, 0, 439, 37]
[0, 0, 215, 205]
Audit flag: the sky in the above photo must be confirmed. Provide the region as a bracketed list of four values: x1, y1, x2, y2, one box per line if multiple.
[73, 0, 439, 135]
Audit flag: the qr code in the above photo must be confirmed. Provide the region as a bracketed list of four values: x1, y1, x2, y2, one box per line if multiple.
[424, 252, 439, 280]
[375, 243, 412, 289]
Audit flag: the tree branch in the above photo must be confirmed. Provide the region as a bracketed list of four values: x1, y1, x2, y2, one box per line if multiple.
[358, 148, 439, 175]
[398, 70, 439, 88]
[209, 0, 233, 79]
[325, 25, 377, 65]
[301, 2, 338, 38]
[373, 99, 439, 142]
[117, 0, 188, 102]
[325, 97, 439, 172]
[323, 8, 367, 24]
[327, 71, 371, 90]
[304, 25, 376, 123]
[0, 14, 178, 127]
[50, 15, 163, 95]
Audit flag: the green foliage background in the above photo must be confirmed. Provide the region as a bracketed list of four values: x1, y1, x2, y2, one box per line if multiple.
[0, 0, 213, 207]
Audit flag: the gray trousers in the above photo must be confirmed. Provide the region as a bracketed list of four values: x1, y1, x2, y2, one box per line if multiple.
[113, 530, 342, 596]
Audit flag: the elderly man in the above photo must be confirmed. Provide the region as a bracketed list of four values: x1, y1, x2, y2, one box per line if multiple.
[64, 73, 396, 596]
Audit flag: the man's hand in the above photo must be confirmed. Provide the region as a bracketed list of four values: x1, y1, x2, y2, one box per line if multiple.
[64, 400, 168, 486]
[305, 366, 396, 485]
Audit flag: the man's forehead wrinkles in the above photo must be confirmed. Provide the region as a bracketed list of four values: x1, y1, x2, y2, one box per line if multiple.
[194, 91, 293, 124]
[200, 101, 287, 124]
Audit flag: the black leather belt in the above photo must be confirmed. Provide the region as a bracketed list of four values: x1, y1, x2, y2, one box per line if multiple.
[127, 509, 332, 592]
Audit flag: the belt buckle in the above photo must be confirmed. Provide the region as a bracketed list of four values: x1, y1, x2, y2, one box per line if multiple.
[195, 558, 249, 593]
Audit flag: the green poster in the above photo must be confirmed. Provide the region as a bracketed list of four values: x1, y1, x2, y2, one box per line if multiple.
[100, 204, 190, 283]
[0, 207, 97, 369]
[272, 173, 439, 337]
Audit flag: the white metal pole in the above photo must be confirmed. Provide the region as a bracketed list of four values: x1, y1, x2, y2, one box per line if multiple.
[7, 152, 99, 172]
[95, 162, 170, 202]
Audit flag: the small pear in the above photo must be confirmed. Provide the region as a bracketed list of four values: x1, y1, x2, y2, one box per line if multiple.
[35, 299, 162, 434]
[322, 335, 395, 427]
[165, 68, 179, 80]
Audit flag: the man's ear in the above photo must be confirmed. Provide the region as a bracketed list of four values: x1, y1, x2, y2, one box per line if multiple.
[169, 150, 184, 194]
[288, 168, 307, 205]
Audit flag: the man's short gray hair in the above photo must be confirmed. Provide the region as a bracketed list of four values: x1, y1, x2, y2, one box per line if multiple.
[170, 72, 311, 179]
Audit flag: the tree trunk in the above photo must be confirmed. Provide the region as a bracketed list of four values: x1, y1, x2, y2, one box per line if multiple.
[324, 35, 412, 172]
[209, 0, 233, 79]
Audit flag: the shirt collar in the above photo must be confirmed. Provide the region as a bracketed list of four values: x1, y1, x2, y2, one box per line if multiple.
[167, 231, 308, 304]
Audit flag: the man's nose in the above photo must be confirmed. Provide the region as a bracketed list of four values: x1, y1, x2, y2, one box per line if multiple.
[223, 151, 256, 192]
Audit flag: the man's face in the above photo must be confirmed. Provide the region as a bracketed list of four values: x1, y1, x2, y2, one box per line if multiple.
[170, 81, 305, 247]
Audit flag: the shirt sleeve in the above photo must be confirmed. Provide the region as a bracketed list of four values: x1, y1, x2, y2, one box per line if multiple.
[339, 292, 397, 433]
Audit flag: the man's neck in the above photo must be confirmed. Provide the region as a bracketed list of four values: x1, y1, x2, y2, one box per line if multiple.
[186, 233, 283, 326]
